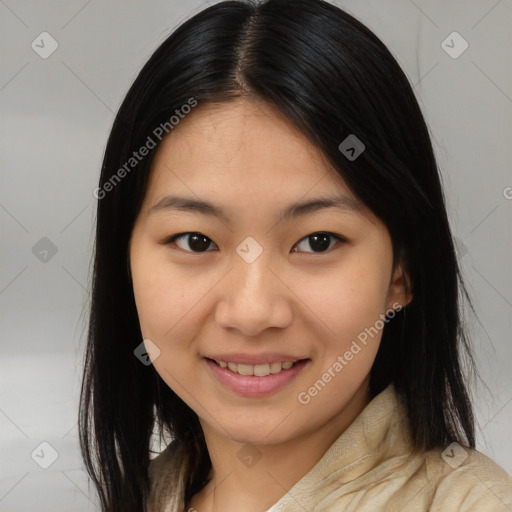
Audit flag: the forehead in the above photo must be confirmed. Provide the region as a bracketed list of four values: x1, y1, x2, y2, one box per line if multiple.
[141, 98, 372, 225]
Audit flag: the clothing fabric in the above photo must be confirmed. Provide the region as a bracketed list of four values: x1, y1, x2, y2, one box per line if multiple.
[147, 383, 512, 511]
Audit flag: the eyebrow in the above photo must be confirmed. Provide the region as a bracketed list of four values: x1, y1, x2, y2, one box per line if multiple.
[148, 194, 363, 222]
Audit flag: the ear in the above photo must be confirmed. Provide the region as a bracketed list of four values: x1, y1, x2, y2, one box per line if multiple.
[386, 262, 413, 311]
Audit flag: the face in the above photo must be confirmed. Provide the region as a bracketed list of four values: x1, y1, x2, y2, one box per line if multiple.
[129, 98, 411, 446]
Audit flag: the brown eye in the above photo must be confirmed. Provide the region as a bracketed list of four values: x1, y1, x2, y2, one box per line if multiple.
[292, 232, 345, 253]
[165, 231, 345, 254]
[166, 232, 217, 253]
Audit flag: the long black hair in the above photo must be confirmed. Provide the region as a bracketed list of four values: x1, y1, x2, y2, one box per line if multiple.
[79, 0, 478, 510]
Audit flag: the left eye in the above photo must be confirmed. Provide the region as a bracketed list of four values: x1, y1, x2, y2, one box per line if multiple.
[165, 232, 345, 254]
[292, 232, 345, 253]
[166, 232, 217, 253]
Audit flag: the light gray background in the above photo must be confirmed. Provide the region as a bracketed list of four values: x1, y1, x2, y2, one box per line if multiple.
[1, 0, 511, 510]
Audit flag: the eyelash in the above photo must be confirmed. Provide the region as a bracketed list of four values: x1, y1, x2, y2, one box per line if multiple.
[164, 231, 347, 254]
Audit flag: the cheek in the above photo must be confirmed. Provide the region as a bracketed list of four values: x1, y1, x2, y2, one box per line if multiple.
[131, 246, 201, 339]
[297, 264, 389, 410]
[131, 248, 231, 365]
[131, 252, 208, 392]
[304, 257, 391, 341]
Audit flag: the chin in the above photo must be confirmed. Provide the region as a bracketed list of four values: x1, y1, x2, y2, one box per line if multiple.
[211, 411, 302, 446]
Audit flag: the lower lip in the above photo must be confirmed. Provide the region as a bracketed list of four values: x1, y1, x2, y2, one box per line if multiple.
[204, 358, 310, 397]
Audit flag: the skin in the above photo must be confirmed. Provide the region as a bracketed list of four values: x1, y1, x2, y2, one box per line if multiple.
[129, 98, 413, 512]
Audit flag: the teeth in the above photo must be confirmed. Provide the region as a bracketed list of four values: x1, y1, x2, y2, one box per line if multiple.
[270, 362, 282, 373]
[254, 363, 270, 377]
[237, 364, 254, 376]
[214, 359, 298, 376]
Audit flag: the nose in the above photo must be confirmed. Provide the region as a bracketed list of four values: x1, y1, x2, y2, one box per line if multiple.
[214, 250, 293, 337]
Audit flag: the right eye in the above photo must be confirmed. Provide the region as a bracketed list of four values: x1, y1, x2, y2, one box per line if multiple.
[165, 232, 218, 253]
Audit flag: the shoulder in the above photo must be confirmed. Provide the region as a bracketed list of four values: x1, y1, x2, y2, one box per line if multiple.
[424, 443, 512, 511]
[147, 440, 185, 512]
[148, 440, 182, 484]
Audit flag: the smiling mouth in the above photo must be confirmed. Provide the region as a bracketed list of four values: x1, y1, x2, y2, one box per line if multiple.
[206, 358, 309, 377]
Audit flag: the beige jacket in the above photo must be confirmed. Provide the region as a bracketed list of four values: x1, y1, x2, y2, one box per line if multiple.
[147, 384, 512, 511]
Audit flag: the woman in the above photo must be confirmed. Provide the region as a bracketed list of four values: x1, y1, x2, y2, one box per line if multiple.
[79, 0, 512, 511]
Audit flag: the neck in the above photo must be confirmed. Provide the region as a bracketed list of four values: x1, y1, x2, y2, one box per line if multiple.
[189, 381, 371, 512]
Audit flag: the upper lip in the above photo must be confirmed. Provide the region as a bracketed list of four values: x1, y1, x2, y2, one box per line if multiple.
[204, 353, 309, 365]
